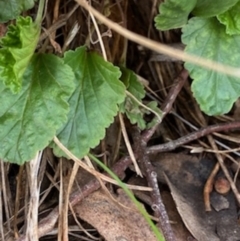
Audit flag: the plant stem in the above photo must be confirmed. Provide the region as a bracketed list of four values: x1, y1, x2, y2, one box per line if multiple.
[35, 0, 45, 25]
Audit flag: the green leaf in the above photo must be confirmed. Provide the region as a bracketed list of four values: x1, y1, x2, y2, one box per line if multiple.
[192, 0, 239, 17]
[182, 17, 240, 116]
[0, 54, 75, 164]
[154, 0, 197, 30]
[146, 101, 162, 129]
[120, 67, 145, 101]
[217, 1, 240, 35]
[119, 68, 162, 129]
[0, 16, 40, 93]
[119, 67, 146, 129]
[52, 46, 126, 158]
[0, 0, 36, 22]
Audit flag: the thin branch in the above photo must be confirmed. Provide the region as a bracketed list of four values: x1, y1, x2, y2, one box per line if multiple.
[136, 70, 188, 241]
[133, 129, 175, 241]
[142, 68, 188, 143]
[147, 121, 240, 154]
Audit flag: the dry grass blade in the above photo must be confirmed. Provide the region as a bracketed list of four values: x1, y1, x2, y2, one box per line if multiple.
[4, 1, 240, 241]
[88, 6, 107, 60]
[0, 162, 11, 238]
[58, 159, 64, 241]
[53, 136, 151, 191]
[126, 90, 162, 121]
[76, 0, 240, 78]
[119, 113, 142, 177]
[26, 151, 42, 241]
[0, 187, 4, 241]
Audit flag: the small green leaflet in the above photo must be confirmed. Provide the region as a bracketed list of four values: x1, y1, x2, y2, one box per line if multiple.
[0, 54, 75, 164]
[119, 67, 161, 129]
[182, 17, 240, 115]
[145, 101, 162, 129]
[52, 46, 125, 159]
[0, 16, 40, 93]
[154, 0, 240, 29]
[154, 0, 197, 30]
[192, 0, 239, 17]
[0, 0, 36, 22]
[217, 1, 240, 35]
[119, 67, 145, 129]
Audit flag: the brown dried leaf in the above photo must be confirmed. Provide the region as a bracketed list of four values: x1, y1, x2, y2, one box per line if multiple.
[74, 189, 158, 241]
[152, 153, 240, 241]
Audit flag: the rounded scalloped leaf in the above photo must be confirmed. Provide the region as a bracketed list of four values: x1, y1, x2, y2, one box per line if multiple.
[192, 0, 239, 17]
[154, 0, 197, 30]
[52, 46, 126, 158]
[0, 16, 40, 93]
[217, 1, 240, 35]
[0, 0, 35, 23]
[0, 54, 75, 164]
[182, 17, 240, 116]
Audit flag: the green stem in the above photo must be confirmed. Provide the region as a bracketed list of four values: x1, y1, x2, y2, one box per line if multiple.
[88, 153, 165, 241]
[35, 0, 45, 24]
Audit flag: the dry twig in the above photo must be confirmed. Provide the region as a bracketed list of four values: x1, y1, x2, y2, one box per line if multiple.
[133, 129, 176, 241]
[130, 69, 188, 241]
[147, 121, 240, 154]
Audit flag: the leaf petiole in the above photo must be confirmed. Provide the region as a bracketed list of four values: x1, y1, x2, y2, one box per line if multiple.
[35, 0, 46, 25]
